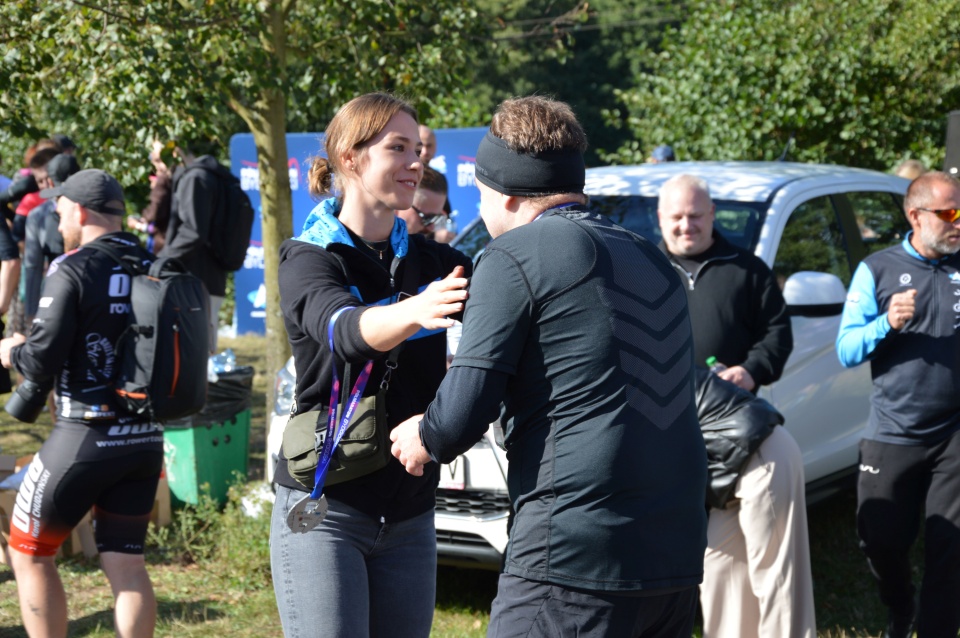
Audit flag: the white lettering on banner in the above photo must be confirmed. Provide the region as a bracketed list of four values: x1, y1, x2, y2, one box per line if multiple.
[242, 163, 297, 191]
[457, 162, 476, 188]
[240, 166, 260, 192]
[108, 273, 131, 297]
[244, 245, 264, 271]
[432, 155, 448, 174]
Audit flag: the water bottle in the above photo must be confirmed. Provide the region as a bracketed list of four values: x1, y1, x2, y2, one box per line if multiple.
[706, 356, 727, 374]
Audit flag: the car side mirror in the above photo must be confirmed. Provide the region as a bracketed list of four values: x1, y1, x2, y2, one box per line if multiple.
[783, 271, 847, 317]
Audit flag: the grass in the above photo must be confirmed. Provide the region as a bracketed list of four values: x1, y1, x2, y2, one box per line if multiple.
[0, 335, 925, 637]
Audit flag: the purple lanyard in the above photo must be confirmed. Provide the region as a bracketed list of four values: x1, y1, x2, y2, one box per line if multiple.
[309, 306, 373, 499]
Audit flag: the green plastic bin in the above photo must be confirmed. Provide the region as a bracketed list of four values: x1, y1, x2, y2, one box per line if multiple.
[162, 409, 251, 506]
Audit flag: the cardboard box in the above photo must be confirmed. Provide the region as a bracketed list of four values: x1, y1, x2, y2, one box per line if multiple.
[151, 473, 171, 528]
[0, 455, 16, 477]
[0, 488, 14, 566]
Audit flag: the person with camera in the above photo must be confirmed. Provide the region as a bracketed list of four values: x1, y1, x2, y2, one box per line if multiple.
[0, 169, 162, 638]
[270, 92, 471, 637]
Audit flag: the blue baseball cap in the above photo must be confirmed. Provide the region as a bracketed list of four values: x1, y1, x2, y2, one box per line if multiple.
[650, 145, 676, 162]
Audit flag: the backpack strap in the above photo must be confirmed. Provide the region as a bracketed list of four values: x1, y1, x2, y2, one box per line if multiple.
[86, 239, 147, 277]
[87, 238, 186, 279]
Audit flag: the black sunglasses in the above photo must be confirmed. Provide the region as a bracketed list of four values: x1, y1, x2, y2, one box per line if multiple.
[413, 205, 446, 227]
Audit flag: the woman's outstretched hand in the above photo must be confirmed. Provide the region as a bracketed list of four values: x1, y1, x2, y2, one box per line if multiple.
[408, 265, 468, 330]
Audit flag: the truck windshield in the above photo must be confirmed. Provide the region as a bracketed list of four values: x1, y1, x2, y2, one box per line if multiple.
[452, 196, 767, 261]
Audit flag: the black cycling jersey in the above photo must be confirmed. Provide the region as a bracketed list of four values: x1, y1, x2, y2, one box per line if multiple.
[7, 232, 165, 558]
[11, 232, 155, 424]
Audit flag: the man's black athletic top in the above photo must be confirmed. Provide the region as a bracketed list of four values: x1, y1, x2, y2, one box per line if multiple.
[421, 206, 708, 593]
[11, 232, 154, 424]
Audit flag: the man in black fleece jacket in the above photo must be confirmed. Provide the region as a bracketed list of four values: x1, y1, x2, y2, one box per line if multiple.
[161, 150, 231, 352]
[657, 173, 792, 391]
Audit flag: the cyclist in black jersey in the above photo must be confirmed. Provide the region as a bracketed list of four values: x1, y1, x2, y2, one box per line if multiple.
[0, 169, 163, 638]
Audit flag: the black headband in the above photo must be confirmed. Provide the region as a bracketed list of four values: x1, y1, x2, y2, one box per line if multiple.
[474, 131, 585, 197]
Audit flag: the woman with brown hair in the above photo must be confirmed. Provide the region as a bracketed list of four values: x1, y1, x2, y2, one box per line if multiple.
[269, 92, 471, 637]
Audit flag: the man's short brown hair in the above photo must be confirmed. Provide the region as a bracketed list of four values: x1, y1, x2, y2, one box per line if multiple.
[489, 96, 588, 155]
[419, 166, 447, 196]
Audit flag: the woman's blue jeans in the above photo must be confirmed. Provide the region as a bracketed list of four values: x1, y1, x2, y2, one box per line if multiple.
[270, 484, 437, 638]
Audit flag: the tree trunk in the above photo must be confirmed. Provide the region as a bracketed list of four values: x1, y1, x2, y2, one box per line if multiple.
[250, 92, 294, 385]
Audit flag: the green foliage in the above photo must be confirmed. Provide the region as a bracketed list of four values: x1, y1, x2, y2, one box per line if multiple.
[459, 0, 676, 165]
[0, 0, 485, 182]
[0, 0, 488, 381]
[148, 479, 273, 592]
[605, 0, 960, 170]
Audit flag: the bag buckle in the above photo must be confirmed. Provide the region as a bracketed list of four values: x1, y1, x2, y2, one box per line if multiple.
[380, 359, 398, 389]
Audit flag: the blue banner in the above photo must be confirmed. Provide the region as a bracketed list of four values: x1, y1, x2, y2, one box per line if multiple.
[229, 128, 486, 335]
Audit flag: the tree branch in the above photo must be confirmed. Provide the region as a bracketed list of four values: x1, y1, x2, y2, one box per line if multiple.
[68, 0, 237, 29]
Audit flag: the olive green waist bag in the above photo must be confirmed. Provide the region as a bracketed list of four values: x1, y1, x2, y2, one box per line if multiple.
[282, 356, 397, 489]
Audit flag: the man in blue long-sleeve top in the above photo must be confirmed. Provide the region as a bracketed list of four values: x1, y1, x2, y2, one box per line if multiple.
[837, 171, 960, 638]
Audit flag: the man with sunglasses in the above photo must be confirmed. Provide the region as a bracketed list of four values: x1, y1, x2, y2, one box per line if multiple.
[397, 166, 449, 237]
[837, 171, 960, 638]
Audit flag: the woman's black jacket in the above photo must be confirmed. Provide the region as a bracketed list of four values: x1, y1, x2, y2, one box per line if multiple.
[275, 232, 472, 522]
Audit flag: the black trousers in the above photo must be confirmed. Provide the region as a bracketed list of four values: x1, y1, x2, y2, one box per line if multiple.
[857, 430, 960, 638]
[486, 572, 698, 638]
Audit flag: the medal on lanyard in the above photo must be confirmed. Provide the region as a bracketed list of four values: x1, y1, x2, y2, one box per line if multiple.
[287, 307, 373, 533]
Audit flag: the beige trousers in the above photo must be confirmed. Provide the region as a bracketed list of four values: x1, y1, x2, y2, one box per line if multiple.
[700, 426, 816, 638]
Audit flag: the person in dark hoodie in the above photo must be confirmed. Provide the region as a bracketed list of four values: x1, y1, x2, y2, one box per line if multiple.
[269, 92, 471, 638]
[657, 173, 793, 392]
[159, 144, 231, 352]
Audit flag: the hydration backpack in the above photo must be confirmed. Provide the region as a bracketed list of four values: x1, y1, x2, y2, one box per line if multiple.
[89, 240, 210, 422]
[195, 163, 255, 271]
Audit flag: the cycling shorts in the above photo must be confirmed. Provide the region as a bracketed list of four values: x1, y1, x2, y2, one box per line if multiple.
[8, 420, 164, 557]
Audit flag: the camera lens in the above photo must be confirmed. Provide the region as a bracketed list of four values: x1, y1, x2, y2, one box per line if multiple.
[5, 378, 51, 423]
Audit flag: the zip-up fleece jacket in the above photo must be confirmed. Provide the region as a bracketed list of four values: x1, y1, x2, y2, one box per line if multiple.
[837, 235, 960, 445]
[660, 232, 793, 387]
[275, 198, 472, 522]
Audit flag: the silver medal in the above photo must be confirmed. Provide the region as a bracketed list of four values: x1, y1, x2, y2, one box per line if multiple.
[286, 494, 329, 533]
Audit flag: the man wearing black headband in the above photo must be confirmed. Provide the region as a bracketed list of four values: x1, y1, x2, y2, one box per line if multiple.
[392, 96, 707, 637]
